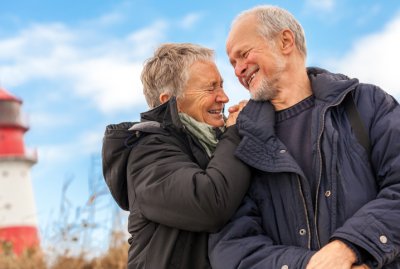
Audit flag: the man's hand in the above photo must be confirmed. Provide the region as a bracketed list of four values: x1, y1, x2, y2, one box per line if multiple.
[306, 240, 357, 269]
[226, 100, 248, 127]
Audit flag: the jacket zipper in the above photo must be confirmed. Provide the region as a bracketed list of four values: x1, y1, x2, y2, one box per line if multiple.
[297, 175, 311, 249]
[314, 86, 357, 249]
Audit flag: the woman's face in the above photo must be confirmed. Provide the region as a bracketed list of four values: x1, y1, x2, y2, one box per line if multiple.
[177, 61, 229, 127]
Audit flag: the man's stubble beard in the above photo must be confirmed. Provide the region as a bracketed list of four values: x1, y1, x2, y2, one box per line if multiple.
[251, 76, 279, 101]
[250, 54, 285, 101]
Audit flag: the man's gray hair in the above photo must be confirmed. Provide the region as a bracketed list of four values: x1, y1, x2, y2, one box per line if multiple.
[141, 43, 214, 108]
[233, 5, 307, 57]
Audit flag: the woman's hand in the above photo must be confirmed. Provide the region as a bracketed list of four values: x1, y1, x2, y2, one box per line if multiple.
[226, 100, 248, 127]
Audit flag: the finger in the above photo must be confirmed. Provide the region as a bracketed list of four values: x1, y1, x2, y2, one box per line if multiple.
[228, 105, 239, 113]
[238, 99, 249, 107]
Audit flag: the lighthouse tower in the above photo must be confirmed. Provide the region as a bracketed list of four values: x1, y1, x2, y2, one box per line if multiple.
[0, 87, 39, 255]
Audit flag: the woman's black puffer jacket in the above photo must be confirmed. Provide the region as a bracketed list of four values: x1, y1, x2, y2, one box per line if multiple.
[102, 98, 251, 269]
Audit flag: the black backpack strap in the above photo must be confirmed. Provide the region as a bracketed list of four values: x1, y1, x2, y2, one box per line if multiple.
[343, 93, 371, 155]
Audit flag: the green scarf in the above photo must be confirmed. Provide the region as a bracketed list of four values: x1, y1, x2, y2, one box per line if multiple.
[178, 113, 223, 157]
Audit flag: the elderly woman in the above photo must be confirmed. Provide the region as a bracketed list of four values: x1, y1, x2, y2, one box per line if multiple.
[102, 43, 250, 269]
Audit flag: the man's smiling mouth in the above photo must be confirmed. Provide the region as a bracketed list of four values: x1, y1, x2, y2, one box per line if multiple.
[241, 65, 259, 88]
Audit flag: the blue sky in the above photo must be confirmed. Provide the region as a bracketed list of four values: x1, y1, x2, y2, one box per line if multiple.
[1, 0, 400, 254]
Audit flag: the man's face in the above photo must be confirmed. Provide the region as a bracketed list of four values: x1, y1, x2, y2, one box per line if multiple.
[226, 15, 285, 101]
[177, 61, 229, 127]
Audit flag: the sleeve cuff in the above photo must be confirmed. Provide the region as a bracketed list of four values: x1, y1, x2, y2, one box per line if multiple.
[331, 237, 377, 266]
[331, 237, 363, 265]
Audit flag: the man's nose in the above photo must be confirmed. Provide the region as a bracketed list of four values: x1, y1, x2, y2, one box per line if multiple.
[234, 61, 247, 78]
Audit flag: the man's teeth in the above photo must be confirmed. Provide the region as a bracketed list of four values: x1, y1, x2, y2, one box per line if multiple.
[247, 73, 256, 86]
[209, 110, 221, 114]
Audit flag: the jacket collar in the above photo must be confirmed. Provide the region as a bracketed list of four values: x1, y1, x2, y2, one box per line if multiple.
[307, 67, 359, 104]
[235, 68, 359, 173]
[237, 68, 359, 135]
[140, 97, 184, 131]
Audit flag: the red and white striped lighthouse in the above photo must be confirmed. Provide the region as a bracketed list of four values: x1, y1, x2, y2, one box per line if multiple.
[0, 87, 40, 255]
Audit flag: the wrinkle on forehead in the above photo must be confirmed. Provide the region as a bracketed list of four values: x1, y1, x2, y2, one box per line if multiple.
[226, 15, 257, 59]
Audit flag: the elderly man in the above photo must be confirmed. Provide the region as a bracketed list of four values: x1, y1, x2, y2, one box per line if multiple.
[209, 5, 400, 269]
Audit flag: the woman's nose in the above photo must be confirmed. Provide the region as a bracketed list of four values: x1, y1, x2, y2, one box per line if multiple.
[216, 89, 229, 103]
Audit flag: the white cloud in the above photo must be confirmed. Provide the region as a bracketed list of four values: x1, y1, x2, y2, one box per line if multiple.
[355, 4, 382, 27]
[67, 57, 146, 113]
[178, 13, 202, 29]
[327, 13, 400, 97]
[77, 130, 104, 154]
[28, 112, 74, 130]
[83, 12, 125, 27]
[34, 130, 103, 171]
[0, 23, 75, 85]
[125, 21, 168, 59]
[305, 0, 335, 12]
[0, 20, 167, 113]
[36, 144, 75, 166]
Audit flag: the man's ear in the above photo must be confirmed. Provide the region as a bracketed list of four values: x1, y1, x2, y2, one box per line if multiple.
[280, 29, 295, 55]
[159, 93, 170, 104]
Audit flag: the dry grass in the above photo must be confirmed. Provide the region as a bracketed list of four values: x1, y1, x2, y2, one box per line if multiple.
[0, 231, 129, 269]
[50, 242, 128, 269]
[0, 246, 46, 269]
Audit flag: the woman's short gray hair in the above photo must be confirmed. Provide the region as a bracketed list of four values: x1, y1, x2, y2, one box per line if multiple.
[233, 5, 307, 57]
[141, 43, 214, 108]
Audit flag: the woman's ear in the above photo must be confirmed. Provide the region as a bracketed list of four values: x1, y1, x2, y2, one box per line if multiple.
[159, 93, 170, 104]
